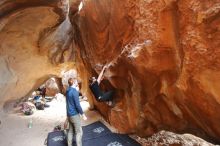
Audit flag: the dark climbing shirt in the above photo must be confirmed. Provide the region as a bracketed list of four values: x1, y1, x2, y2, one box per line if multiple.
[66, 87, 83, 117]
[89, 81, 103, 99]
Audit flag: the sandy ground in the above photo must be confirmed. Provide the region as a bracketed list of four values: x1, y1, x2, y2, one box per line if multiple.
[0, 95, 217, 146]
[0, 95, 112, 146]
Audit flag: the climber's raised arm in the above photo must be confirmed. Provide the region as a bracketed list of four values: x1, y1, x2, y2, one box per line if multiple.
[97, 65, 107, 84]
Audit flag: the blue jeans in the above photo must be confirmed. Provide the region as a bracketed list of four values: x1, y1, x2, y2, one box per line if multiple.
[68, 115, 83, 146]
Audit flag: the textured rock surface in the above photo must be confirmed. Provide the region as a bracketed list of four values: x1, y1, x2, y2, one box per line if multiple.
[137, 130, 215, 146]
[74, 0, 220, 143]
[45, 78, 63, 96]
[0, 0, 76, 106]
[0, 0, 220, 144]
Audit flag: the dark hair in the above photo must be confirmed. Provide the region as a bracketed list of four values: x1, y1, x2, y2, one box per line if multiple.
[68, 78, 74, 86]
[89, 78, 93, 83]
[89, 77, 96, 84]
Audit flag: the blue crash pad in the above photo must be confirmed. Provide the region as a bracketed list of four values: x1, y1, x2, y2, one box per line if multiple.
[47, 121, 141, 146]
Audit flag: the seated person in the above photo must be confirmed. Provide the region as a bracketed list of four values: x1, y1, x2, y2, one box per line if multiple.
[33, 92, 50, 110]
[34, 95, 44, 110]
[37, 86, 47, 101]
[89, 65, 114, 105]
[40, 86, 46, 98]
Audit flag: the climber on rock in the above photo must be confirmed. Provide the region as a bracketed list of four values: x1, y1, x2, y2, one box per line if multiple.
[89, 65, 115, 107]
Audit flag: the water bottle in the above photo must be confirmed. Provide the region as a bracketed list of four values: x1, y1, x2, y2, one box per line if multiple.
[28, 119, 33, 128]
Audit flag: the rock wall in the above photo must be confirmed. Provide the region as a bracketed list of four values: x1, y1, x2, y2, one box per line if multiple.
[74, 0, 220, 143]
[0, 0, 76, 106]
[0, 0, 220, 144]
